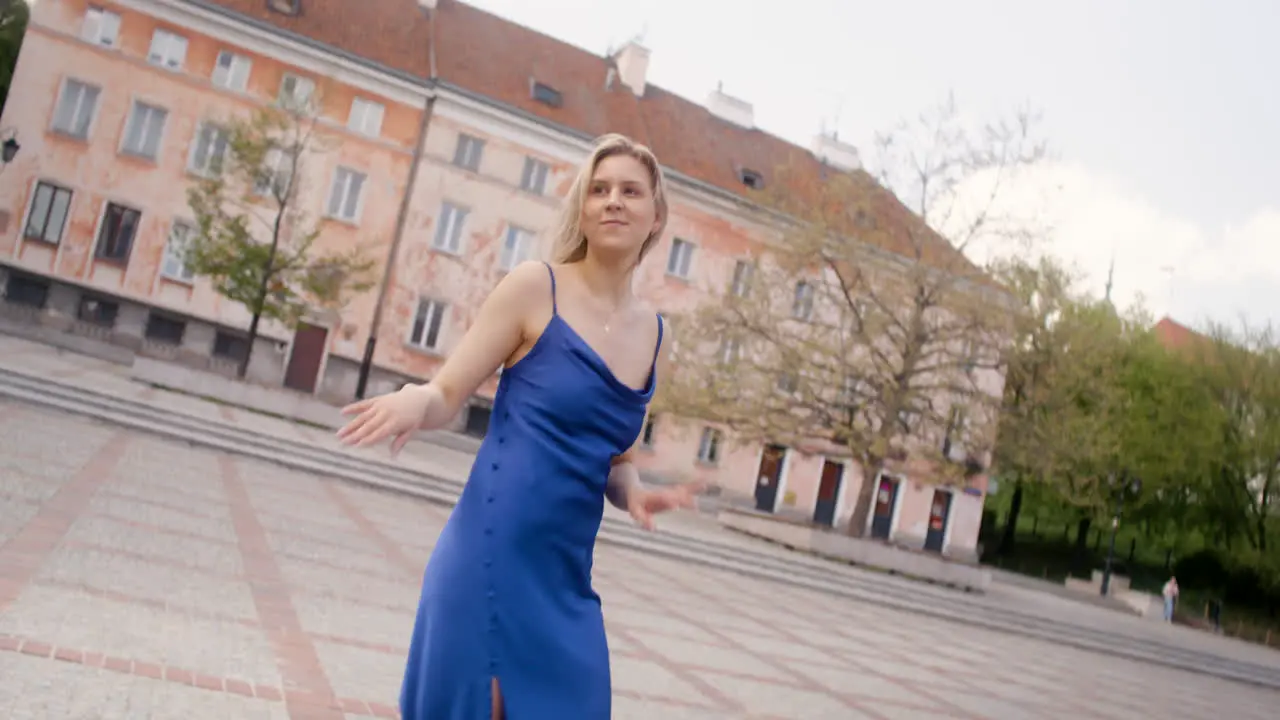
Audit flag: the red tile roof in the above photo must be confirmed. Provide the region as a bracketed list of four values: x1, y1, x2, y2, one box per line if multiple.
[1154, 316, 1203, 351]
[203, 0, 972, 274]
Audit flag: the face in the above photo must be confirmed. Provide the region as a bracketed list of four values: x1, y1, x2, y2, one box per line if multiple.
[580, 154, 659, 260]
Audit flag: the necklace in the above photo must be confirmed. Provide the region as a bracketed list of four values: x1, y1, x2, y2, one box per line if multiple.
[602, 301, 625, 334]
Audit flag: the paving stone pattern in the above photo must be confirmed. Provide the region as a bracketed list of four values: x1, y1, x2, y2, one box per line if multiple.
[2, 400, 1278, 719]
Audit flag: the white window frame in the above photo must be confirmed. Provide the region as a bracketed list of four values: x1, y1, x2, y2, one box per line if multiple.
[408, 298, 447, 351]
[94, 202, 142, 263]
[348, 97, 385, 137]
[697, 427, 722, 465]
[793, 280, 815, 320]
[81, 7, 121, 48]
[499, 224, 535, 271]
[147, 29, 188, 71]
[520, 156, 549, 195]
[254, 148, 294, 197]
[187, 122, 229, 177]
[278, 73, 316, 112]
[730, 259, 754, 297]
[120, 100, 169, 161]
[433, 202, 468, 255]
[666, 237, 695, 279]
[452, 134, 484, 172]
[326, 166, 367, 223]
[211, 51, 252, 92]
[161, 221, 197, 284]
[51, 79, 101, 140]
[22, 181, 74, 245]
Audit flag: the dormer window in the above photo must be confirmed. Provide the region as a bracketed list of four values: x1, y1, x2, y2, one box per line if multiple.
[739, 168, 764, 190]
[531, 81, 563, 108]
[267, 0, 300, 15]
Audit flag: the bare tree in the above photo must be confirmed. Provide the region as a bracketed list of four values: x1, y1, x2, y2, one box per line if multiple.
[656, 98, 1045, 536]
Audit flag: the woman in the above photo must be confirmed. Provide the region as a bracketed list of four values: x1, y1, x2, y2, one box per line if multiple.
[337, 133, 701, 720]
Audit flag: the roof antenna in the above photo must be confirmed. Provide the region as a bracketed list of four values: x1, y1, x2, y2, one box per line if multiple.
[1104, 251, 1116, 304]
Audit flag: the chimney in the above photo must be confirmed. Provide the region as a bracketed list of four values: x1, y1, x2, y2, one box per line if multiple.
[612, 40, 649, 97]
[706, 83, 753, 128]
[811, 131, 861, 171]
[417, 0, 438, 8]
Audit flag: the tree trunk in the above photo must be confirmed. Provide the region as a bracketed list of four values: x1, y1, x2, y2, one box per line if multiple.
[999, 480, 1024, 556]
[847, 462, 881, 538]
[1073, 516, 1092, 569]
[238, 217, 284, 379]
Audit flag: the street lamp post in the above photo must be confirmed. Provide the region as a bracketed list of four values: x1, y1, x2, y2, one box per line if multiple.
[1100, 471, 1141, 597]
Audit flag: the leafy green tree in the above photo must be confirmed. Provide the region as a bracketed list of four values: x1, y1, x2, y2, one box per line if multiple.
[185, 103, 375, 378]
[0, 0, 29, 114]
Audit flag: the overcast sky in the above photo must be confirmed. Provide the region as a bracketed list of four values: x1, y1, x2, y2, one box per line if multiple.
[465, 0, 1277, 331]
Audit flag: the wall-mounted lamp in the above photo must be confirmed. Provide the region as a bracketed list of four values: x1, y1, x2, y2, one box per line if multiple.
[0, 128, 18, 166]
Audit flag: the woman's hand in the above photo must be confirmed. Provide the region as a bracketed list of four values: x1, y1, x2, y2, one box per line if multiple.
[337, 384, 438, 455]
[627, 482, 704, 531]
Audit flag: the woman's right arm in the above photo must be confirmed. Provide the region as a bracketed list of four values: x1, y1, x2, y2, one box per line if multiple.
[339, 261, 546, 446]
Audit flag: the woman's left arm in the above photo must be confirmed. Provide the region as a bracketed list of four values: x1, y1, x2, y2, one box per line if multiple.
[606, 452, 641, 511]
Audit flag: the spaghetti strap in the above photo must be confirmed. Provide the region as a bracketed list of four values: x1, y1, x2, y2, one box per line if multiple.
[544, 262, 558, 315]
[650, 314, 664, 368]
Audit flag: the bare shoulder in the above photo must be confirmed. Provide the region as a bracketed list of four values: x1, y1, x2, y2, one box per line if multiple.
[491, 261, 551, 307]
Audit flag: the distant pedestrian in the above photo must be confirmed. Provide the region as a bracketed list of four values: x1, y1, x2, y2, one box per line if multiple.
[1162, 576, 1179, 622]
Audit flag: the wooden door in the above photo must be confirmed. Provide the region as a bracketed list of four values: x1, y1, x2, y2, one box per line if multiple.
[754, 444, 786, 512]
[813, 460, 843, 527]
[870, 474, 899, 539]
[924, 489, 953, 552]
[283, 323, 327, 393]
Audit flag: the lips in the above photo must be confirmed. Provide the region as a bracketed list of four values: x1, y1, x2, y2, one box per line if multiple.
[600, 219, 628, 226]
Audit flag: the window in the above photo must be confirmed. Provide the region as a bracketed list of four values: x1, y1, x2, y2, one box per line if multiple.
[792, 280, 814, 320]
[697, 427, 721, 465]
[161, 222, 196, 283]
[212, 51, 251, 91]
[81, 7, 121, 48]
[739, 168, 764, 190]
[76, 295, 118, 328]
[278, 73, 315, 111]
[409, 298, 446, 351]
[520, 156, 549, 195]
[730, 259, 753, 297]
[641, 415, 656, 447]
[121, 101, 168, 160]
[188, 123, 229, 176]
[144, 313, 185, 344]
[4, 273, 50, 309]
[212, 331, 249, 362]
[718, 338, 740, 365]
[666, 238, 694, 278]
[452, 134, 484, 172]
[147, 29, 188, 70]
[254, 148, 294, 197]
[267, 0, 301, 14]
[433, 202, 467, 254]
[777, 372, 798, 394]
[348, 98, 384, 137]
[95, 203, 141, 262]
[51, 80, 100, 139]
[531, 82, 563, 108]
[326, 167, 366, 222]
[23, 182, 73, 245]
[500, 225, 535, 271]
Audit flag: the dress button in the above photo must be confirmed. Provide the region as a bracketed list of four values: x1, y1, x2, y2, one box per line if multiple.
[491, 462, 499, 470]
[487, 591, 495, 599]
[486, 495, 494, 503]
[498, 437, 505, 445]
[484, 559, 492, 567]
[484, 528, 493, 536]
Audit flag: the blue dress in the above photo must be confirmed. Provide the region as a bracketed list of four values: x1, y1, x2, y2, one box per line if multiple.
[400, 262, 663, 719]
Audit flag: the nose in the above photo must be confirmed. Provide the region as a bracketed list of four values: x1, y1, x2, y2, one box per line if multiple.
[605, 188, 624, 208]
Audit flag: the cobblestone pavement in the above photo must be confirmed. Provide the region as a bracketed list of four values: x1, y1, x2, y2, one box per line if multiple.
[2, 400, 1279, 719]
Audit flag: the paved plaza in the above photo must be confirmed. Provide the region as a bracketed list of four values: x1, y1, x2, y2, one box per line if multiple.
[1, 399, 1278, 720]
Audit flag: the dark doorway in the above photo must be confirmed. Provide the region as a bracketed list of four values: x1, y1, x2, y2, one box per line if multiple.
[283, 323, 327, 393]
[464, 403, 492, 438]
[924, 489, 953, 552]
[870, 473, 900, 539]
[813, 460, 843, 527]
[754, 444, 786, 512]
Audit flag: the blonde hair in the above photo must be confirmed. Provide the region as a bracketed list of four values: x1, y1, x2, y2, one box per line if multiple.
[547, 133, 670, 265]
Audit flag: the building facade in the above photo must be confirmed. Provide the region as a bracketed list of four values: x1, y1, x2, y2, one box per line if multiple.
[0, 0, 997, 558]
